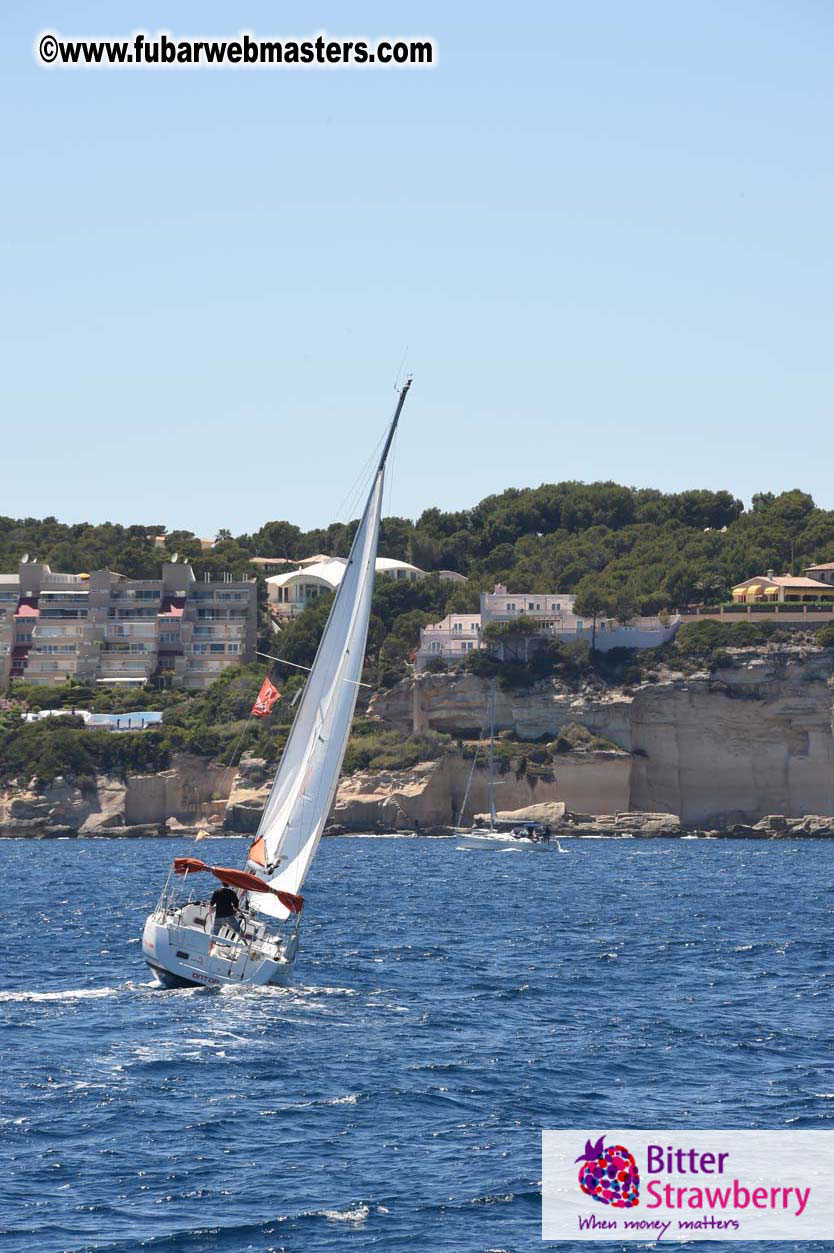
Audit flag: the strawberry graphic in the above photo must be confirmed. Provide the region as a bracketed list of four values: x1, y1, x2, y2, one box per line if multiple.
[576, 1135, 640, 1208]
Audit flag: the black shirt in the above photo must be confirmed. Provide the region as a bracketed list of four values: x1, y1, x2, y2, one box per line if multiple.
[210, 887, 239, 917]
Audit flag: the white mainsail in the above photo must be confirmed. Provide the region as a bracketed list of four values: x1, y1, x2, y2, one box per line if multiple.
[248, 381, 411, 919]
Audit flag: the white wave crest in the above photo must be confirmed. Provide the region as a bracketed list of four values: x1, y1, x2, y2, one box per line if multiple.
[321, 1203, 369, 1224]
[0, 986, 119, 1003]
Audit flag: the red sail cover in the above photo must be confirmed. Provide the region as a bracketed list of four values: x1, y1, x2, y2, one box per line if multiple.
[172, 857, 303, 913]
[252, 676, 281, 718]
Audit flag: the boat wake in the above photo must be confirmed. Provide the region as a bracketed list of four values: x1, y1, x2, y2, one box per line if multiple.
[0, 985, 129, 1003]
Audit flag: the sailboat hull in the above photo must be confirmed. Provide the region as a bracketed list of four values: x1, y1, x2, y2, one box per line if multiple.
[142, 912, 296, 989]
[457, 833, 552, 849]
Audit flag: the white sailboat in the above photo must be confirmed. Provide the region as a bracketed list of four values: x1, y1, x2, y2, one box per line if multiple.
[142, 379, 412, 988]
[463, 679, 500, 840]
[458, 679, 553, 848]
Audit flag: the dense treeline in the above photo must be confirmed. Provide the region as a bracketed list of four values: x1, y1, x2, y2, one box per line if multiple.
[2, 485, 833, 614]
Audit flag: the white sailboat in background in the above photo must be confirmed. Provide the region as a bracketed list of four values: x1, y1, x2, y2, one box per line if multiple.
[464, 679, 499, 838]
[458, 679, 554, 848]
[142, 379, 412, 988]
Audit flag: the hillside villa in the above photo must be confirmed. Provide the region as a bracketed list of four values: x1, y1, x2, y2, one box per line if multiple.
[731, 567, 834, 604]
[415, 584, 680, 670]
[266, 557, 465, 620]
[418, 614, 483, 667]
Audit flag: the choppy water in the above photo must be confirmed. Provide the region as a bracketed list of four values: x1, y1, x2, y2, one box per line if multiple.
[2, 834, 834, 1252]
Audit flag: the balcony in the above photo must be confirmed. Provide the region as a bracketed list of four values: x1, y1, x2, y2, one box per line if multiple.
[192, 623, 248, 640]
[195, 610, 250, 622]
[98, 657, 155, 676]
[33, 624, 88, 641]
[105, 623, 158, 642]
[482, 609, 572, 626]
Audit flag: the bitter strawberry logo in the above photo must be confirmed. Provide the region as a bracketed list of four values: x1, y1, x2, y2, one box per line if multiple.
[576, 1135, 640, 1208]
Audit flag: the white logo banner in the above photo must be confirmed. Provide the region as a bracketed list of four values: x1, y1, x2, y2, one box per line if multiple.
[542, 1130, 834, 1242]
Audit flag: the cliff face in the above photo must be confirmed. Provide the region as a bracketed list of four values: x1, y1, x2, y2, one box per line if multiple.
[629, 657, 834, 824]
[0, 754, 236, 837]
[224, 749, 629, 833]
[376, 672, 634, 746]
[371, 653, 834, 826]
[334, 756, 566, 829]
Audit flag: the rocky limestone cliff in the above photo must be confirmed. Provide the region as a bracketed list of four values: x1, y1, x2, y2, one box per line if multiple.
[225, 752, 585, 833]
[0, 754, 236, 838]
[372, 650, 834, 826]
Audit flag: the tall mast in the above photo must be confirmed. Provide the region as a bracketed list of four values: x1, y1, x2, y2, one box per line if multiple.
[246, 376, 413, 908]
[488, 678, 496, 830]
[377, 376, 412, 473]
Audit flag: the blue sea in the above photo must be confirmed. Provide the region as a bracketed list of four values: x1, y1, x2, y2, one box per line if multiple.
[2, 834, 834, 1253]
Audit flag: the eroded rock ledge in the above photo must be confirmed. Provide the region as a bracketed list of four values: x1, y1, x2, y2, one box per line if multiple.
[371, 651, 834, 826]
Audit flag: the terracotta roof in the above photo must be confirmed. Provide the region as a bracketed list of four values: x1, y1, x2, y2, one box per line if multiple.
[806, 562, 834, 572]
[772, 575, 832, 589]
[733, 574, 833, 591]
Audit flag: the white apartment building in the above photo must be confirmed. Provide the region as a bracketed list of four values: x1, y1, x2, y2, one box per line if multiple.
[0, 560, 257, 690]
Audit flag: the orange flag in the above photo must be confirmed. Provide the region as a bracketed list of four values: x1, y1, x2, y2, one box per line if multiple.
[252, 676, 282, 717]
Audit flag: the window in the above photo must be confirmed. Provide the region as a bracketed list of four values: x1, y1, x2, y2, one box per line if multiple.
[506, 602, 516, 612]
[227, 642, 240, 653]
[192, 643, 208, 654]
[210, 643, 225, 653]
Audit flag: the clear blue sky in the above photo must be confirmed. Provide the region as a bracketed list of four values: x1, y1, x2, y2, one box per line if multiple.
[2, 1, 832, 537]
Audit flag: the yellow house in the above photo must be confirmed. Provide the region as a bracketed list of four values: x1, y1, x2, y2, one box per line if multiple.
[731, 571, 834, 603]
